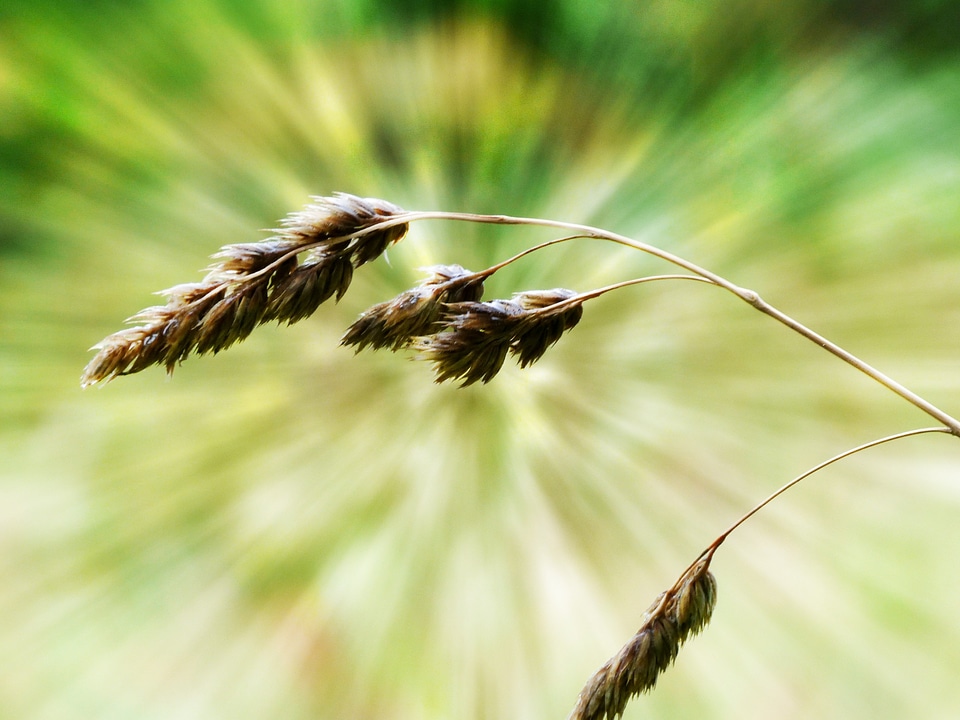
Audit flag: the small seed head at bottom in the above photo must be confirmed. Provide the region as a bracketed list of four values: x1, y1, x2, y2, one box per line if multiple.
[568, 558, 717, 720]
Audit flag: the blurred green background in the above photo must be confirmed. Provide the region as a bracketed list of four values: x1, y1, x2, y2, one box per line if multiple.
[3, 1, 960, 718]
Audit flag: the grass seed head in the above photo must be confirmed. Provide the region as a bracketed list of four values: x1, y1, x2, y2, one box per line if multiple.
[509, 289, 584, 368]
[568, 556, 717, 720]
[412, 289, 584, 385]
[413, 299, 523, 386]
[81, 194, 407, 386]
[341, 264, 486, 352]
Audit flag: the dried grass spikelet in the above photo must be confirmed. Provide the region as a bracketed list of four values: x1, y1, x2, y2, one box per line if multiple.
[81, 194, 407, 387]
[340, 264, 486, 352]
[568, 553, 717, 720]
[511, 289, 584, 368]
[413, 288, 584, 386]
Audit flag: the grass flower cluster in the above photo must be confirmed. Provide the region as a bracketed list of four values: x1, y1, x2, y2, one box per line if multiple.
[569, 553, 718, 720]
[83, 193, 960, 719]
[81, 194, 407, 387]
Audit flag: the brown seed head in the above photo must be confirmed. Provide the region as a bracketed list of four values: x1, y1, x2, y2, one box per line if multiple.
[81, 194, 407, 386]
[278, 193, 408, 266]
[509, 289, 583, 368]
[412, 288, 584, 385]
[264, 252, 355, 325]
[413, 299, 523, 386]
[568, 555, 717, 720]
[341, 264, 485, 352]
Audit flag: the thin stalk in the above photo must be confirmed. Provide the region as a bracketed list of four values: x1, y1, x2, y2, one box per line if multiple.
[708, 426, 953, 553]
[472, 234, 593, 278]
[664, 426, 952, 593]
[532, 274, 717, 315]
[360, 210, 960, 436]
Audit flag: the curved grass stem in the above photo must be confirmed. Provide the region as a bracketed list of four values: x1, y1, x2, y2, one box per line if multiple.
[536, 274, 717, 314]
[660, 426, 952, 613]
[370, 210, 960, 436]
[341, 208, 960, 720]
[708, 426, 953, 553]
[472, 234, 594, 277]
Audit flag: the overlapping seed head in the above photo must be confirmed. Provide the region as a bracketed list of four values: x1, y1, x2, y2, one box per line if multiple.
[340, 264, 485, 352]
[411, 288, 584, 385]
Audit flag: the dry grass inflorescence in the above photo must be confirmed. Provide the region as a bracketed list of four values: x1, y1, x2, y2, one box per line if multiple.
[82, 193, 960, 719]
[81, 194, 408, 387]
[568, 553, 718, 720]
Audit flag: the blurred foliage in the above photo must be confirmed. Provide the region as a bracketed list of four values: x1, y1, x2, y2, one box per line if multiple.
[2, 1, 960, 719]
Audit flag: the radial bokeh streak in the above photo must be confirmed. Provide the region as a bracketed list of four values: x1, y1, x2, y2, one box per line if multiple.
[2, 2, 960, 719]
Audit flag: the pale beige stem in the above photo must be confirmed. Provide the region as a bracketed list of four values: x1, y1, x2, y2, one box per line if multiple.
[706, 426, 953, 552]
[366, 210, 960, 436]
